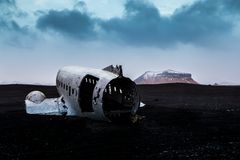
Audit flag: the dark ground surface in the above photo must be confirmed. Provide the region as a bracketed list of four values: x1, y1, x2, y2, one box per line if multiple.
[1, 84, 240, 159]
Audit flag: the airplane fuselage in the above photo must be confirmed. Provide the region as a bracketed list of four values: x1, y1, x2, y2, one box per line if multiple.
[26, 66, 140, 122]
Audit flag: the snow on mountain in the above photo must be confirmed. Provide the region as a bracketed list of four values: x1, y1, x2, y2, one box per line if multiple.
[135, 69, 198, 85]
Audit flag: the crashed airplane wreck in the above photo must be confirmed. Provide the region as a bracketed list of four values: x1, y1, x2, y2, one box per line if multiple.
[25, 65, 143, 122]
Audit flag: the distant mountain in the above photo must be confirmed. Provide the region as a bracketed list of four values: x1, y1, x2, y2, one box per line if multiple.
[135, 69, 198, 85]
[213, 82, 239, 86]
[0, 81, 54, 86]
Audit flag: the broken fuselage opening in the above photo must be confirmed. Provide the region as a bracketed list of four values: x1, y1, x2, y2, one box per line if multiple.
[79, 75, 99, 112]
[102, 77, 139, 121]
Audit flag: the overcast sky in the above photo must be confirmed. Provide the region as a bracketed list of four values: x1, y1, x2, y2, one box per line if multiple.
[0, 0, 240, 85]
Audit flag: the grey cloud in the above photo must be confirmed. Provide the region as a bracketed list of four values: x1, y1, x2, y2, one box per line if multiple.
[0, 19, 23, 32]
[0, 0, 33, 47]
[0, 19, 33, 48]
[0, 0, 15, 5]
[36, 9, 96, 40]
[101, 1, 170, 46]
[100, 0, 235, 46]
[223, 0, 240, 13]
[0, 0, 20, 32]
[4, 0, 240, 47]
[0, 0, 28, 18]
[169, 0, 233, 43]
[35, 0, 239, 47]
[0, 0, 16, 16]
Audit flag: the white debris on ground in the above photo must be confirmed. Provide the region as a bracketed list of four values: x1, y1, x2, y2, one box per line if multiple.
[140, 102, 145, 107]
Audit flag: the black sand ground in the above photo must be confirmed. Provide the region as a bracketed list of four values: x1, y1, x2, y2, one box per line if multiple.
[0, 84, 240, 160]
